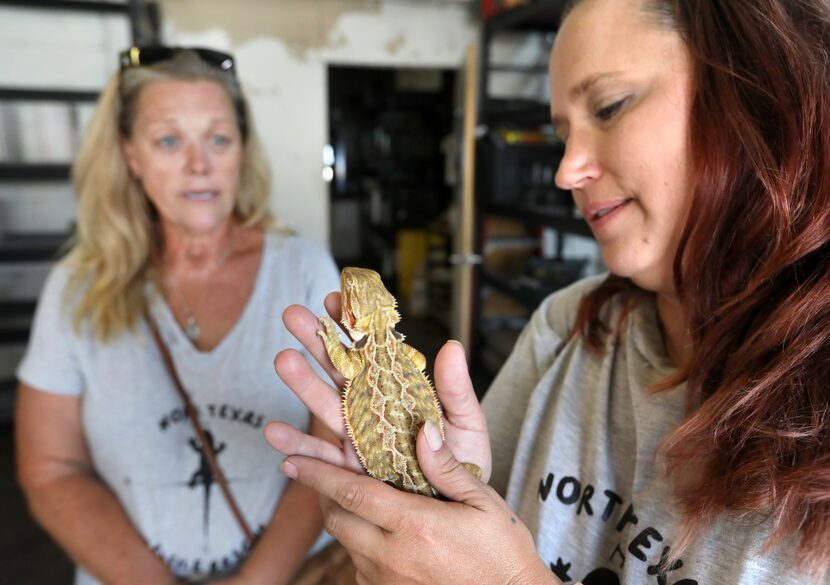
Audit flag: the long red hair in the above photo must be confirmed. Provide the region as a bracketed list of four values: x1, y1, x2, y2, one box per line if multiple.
[572, 0, 830, 577]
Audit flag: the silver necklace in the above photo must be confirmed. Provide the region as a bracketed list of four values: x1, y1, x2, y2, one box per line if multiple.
[182, 308, 202, 341]
[169, 280, 213, 342]
[166, 239, 234, 342]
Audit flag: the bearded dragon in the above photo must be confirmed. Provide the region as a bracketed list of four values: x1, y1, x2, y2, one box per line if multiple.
[318, 267, 479, 497]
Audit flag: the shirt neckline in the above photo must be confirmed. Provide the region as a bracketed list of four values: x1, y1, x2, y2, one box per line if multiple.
[149, 230, 273, 359]
[627, 294, 677, 376]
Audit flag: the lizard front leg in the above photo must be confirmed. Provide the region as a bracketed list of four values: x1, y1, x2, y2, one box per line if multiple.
[317, 316, 364, 381]
[399, 342, 427, 372]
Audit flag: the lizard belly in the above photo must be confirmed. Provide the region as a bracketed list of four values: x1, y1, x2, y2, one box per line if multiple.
[343, 361, 442, 496]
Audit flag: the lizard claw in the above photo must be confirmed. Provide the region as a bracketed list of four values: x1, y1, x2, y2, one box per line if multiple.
[318, 314, 362, 381]
[318, 315, 339, 342]
[462, 462, 483, 480]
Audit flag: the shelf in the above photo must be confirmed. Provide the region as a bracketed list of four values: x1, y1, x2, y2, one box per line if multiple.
[488, 64, 549, 74]
[484, 205, 593, 237]
[478, 314, 529, 332]
[0, 300, 37, 316]
[0, 300, 34, 345]
[482, 99, 551, 127]
[0, 377, 16, 422]
[0, 327, 29, 345]
[484, 0, 568, 33]
[481, 270, 555, 310]
[363, 225, 397, 247]
[482, 268, 582, 312]
[0, 163, 72, 181]
[0, 1, 128, 13]
[470, 0, 578, 383]
[0, 88, 99, 102]
[0, 233, 68, 262]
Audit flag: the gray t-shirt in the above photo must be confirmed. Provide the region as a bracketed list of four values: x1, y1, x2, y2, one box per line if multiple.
[483, 276, 801, 585]
[17, 231, 340, 584]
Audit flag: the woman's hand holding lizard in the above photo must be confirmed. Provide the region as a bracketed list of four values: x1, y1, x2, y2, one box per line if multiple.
[264, 291, 491, 483]
[277, 412, 556, 585]
[263, 292, 559, 585]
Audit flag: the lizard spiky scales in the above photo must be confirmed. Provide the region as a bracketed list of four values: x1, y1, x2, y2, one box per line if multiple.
[317, 267, 445, 496]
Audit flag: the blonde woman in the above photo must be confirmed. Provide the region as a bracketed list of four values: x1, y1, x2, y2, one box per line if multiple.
[15, 47, 339, 585]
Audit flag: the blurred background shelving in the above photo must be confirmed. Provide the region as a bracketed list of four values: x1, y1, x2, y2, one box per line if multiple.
[461, 0, 600, 386]
[0, 2, 158, 581]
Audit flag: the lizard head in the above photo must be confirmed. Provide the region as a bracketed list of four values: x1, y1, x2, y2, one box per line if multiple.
[340, 267, 400, 339]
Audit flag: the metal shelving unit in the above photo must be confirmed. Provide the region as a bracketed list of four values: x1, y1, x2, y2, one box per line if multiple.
[478, 0, 567, 128]
[471, 0, 589, 380]
[0, 89, 99, 182]
[0, 1, 129, 13]
[483, 0, 569, 32]
[484, 205, 593, 237]
[0, 88, 100, 102]
[0, 233, 69, 263]
[0, 163, 73, 182]
[0, 0, 158, 421]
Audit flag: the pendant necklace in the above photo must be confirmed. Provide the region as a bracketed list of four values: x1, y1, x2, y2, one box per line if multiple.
[182, 308, 202, 341]
[166, 238, 234, 342]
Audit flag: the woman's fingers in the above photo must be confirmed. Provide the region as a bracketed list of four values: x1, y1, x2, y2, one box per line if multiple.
[433, 341, 492, 481]
[274, 349, 347, 440]
[324, 292, 342, 325]
[263, 422, 348, 468]
[416, 422, 493, 508]
[282, 455, 416, 535]
[318, 497, 386, 561]
[282, 303, 347, 388]
[433, 341, 484, 432]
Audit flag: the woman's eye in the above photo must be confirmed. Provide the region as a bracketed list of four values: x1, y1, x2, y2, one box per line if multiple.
[211, 135, 231, 147]
[595, 99, 626, 122]
[157, 135, 179, 148]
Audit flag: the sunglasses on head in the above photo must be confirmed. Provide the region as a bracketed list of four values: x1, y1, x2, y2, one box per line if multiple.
[118, 46, 236, 76]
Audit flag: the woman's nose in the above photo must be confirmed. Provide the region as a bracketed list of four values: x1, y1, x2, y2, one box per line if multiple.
[555, 130, 601, 191]
[185, 143, 210, 175]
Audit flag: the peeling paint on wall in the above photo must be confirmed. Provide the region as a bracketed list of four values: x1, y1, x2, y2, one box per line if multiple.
[155, 0, 480, 247]
[158, 0, 383, 59]
[385, 31, 406, 55]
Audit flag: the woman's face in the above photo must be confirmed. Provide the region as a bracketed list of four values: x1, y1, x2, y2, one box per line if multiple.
[122, 79, 243, 238]
[550, 0, 694, 294]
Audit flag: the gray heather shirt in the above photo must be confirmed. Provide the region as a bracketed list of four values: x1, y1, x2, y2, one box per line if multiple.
[483, 276, 803, 585]
[17, 231, 340, 584]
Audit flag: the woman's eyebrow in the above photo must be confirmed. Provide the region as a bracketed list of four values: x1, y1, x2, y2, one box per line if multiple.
[549, 71, 625, 134]
[570, 71, 625, 99]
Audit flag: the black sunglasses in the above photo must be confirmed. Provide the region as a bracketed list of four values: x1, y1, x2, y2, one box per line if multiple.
[118, 46, 236, 76]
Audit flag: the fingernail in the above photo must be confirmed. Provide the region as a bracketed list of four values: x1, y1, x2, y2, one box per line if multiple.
[424, 420, 443, 452]
[281, 460, 297, 479]
[447, 340, 466, 354]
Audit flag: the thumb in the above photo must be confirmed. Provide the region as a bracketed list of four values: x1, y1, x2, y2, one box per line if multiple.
[416, 420, 489, 506]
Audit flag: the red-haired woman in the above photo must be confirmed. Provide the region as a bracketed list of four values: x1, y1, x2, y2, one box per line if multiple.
[265, 0, 830, 583]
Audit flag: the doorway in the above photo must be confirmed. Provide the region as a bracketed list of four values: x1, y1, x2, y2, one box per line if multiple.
[327, 65, 457, 340]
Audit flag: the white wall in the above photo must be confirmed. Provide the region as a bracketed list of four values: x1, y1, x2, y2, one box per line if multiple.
[0, 2, 554, 248]
[158, 0, 480, 248]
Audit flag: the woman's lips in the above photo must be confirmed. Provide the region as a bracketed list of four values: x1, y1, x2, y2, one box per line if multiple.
[183, 190, 219, 201]
[581, 198, 634, 230]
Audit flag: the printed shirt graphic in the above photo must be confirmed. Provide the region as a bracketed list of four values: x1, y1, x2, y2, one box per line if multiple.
[18, 232, 340, 584]
[483, 276, 801, 585]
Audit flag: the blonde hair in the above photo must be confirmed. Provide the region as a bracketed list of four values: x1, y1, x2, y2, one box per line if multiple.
[66, 50, 285, 340]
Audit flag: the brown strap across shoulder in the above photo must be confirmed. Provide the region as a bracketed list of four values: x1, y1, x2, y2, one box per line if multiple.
[145, 312, 256, 544]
